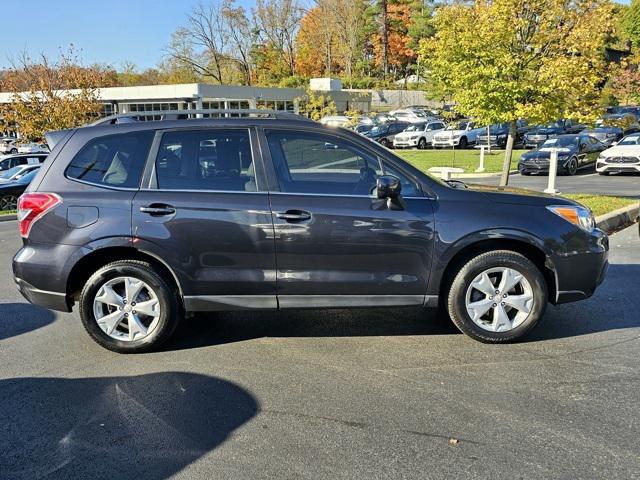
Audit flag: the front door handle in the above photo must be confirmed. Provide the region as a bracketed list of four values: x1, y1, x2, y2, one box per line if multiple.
[140, 204, 176, 216]
[275, 210, 312, 222]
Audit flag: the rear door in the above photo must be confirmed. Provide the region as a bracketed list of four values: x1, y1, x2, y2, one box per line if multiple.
[132, 127, 277, 311]
[260, 128, 435, 308]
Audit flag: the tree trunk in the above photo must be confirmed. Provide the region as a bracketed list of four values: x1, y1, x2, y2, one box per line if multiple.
[499, 120, 517, 187]
[380, 0, 389, 79]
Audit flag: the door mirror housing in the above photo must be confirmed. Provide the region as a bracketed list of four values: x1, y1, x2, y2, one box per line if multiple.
[579, 143, 587, 151]
[376, 175, 401, 199]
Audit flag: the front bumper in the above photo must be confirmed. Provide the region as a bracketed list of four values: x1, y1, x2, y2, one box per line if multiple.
[518, 159, 570, 174]
[596, 160, 640, 174]
[476, 137, 507, 148]
[393, 138, 420, 148]
[432, 138, 459, 147]
[524, 138, 547, 148]
[552, 229, 609, 304]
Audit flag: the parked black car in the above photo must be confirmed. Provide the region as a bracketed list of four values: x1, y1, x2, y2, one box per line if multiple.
[523, 119, 586, 148]
[579, 127, 624, 146]
[518, 134, 607, 175]
[0, 153, 48, 171]
[596, 113, 640, 135]
[476, 120, 530, 148]
[363, 121, 409, 147]
[0, 168, 39, 211]
[13, 110, 608, 353]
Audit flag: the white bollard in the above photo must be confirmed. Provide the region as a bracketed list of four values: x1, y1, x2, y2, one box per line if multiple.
[544, 148, 560, 195]
[475, 146, 486, 173]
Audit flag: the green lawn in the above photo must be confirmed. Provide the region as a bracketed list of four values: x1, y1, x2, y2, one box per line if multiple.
[0, 210, 16, 215]
[564, 194, 638, 217]
[395, 148, 527, 174]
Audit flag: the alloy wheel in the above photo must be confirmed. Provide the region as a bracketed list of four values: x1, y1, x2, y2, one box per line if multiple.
[0, 195, 17, 211]
[465, 267, 534, 332]
[93, 276, 161, 341]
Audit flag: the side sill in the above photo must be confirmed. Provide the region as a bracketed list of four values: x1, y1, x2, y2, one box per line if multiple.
[184, 295, 277, 311]
[278, 295, 425, 309]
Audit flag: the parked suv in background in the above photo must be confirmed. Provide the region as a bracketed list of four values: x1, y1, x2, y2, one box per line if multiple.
[364, 121, 409, 147]
[0, 153, 48, 171]
[524, 119, 586, 148]
[476, 120, 530, 148]
[13, 110, 609, 353]
[393, 120, 446, 149]
[431, 120, 484, 148]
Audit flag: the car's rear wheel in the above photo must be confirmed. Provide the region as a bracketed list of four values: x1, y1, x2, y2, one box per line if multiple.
[446, 250, 547, 343]
[79, 260, 182, 353]
[0, 194, 18, 211]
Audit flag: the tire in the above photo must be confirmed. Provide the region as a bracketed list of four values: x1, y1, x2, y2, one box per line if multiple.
[598, 171, 609, 176]
[0, 194, 18, 211]
[446, 250, 547, 343]
[520, 171, 531, 176]
[79, 260, 182, 353]
[566, 157, 578, 176]
[458, 137, 468, 149]
[380, 138, 390, 148]
[10, 148, 17, 154]
[418, 138, 427, 149]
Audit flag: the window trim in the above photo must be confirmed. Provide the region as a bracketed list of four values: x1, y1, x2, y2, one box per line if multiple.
[144, 126, 262, 193]
[261, 127, 425, 198]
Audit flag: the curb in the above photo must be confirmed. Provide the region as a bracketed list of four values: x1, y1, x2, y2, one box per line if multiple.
[595, 203, 639, 234]
[451, 170, 518, 179]
[0, 214, 16, 222]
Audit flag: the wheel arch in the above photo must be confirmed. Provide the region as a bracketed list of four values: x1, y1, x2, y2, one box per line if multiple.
[434, 233, 557, 306]
[66, 246, 184, 305]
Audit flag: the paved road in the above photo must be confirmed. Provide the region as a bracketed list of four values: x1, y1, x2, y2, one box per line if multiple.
[1, 220, 639, 480]
[465, 170, 640, 197]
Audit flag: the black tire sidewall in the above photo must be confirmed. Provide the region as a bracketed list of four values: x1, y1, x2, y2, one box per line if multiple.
[418, 138, 427, 149]
[459, 137, 468, 149]
[448, 252, 547, 342]
[567, 157, 578, 175]
[79, 262, 180, 353]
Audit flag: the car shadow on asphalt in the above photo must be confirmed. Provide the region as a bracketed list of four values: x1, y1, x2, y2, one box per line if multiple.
[528, 263, 640, 341]
[0, 303, 56, 341]
[165, 306, 460, 351]
[0, 372, 258, 480]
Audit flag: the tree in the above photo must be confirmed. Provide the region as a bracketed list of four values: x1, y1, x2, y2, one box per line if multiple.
[297, 88, 337, 120]
[0, 49, 107, 141]
[421, 0, 616, 186]
[623, 0, 640, 48]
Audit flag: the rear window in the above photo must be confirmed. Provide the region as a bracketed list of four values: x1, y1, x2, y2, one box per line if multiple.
[65, 131, 153, 188]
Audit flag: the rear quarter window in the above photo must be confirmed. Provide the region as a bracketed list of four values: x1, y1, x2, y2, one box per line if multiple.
[65, 131, 154, 188]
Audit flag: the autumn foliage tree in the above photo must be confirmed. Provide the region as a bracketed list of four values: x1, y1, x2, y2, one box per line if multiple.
[421, 0, 616, 186]
[1, 49, 107, 141]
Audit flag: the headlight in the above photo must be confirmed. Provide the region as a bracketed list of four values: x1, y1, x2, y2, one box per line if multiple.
[546, 205, 595, 232]
[498, 134, 507, 139]
[451, 134, 460, 139]
[411, 136, 420, 140]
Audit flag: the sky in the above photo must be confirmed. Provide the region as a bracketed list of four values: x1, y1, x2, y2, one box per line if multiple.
[0, 0, 255, 70]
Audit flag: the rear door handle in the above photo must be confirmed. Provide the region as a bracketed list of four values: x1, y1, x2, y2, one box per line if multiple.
[140, 204, 176, 216]
[275, 210, 311, 222]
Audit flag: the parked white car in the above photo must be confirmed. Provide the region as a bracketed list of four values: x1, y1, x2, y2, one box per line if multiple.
[388, 109, 429, 124]
[393, 120, 447, 149]
[431, 120, 485, 149]
[0, 139, 18, 154]
[596, 133, 640, 175]
[319, 115, 352, 128]
[17, 142, 50, 154]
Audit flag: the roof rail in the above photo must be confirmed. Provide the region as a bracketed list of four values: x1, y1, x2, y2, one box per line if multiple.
[89, 109, 314, 126]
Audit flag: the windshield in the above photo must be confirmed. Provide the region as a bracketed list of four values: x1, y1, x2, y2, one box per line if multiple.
[541, 137, 577, 148]
[369, 125, 389, 135]
[448, 121, 470, 130]
[0, 166, 22, 179]
[16, 169, 38, 184]
[405, 124, 426, 132]
[618, 135, 640, 146]
[543, 121, 562, 129]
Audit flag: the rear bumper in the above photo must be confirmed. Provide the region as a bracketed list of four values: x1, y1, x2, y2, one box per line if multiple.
[14, 277, 71, 312]
[552, 229, 609, 304]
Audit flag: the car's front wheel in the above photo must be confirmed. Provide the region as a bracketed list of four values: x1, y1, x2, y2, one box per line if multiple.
[418, 138, 427, 149]
[566, 157, 578, 176]
[0, 194, 18, 211]
[79, 260, 182, 353]
[446, 250, 547, 343]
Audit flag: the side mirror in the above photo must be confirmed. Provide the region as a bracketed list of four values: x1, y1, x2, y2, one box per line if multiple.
[579, 143, 587, 151]
[376, 175, 402, 200]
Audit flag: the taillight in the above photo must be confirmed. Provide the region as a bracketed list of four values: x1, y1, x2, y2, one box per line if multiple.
[17, 193, 62, 238]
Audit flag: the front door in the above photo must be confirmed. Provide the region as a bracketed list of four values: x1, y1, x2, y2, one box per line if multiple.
[261, 128, 435, 308]
[132, 127, 277, 311]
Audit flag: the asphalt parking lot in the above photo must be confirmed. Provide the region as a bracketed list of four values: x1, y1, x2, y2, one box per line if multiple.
[467, 170, 640, 197]
[1, 220, 639, 480]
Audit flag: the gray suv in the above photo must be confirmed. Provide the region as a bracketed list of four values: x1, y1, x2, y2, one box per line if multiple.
[13, 110, 609, 353]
